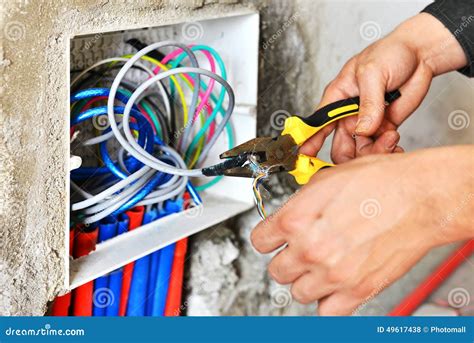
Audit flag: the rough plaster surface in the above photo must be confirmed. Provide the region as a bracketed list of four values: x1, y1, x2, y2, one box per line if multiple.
[1, 0, 473, 316]
[0, 0, 250, 316]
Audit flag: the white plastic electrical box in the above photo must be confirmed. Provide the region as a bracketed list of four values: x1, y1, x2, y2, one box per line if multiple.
[69, 12, 259, 289]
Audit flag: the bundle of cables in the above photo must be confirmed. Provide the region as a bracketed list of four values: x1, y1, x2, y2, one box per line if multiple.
[70, 40, 236, 225]
[52, 40, 239, 317]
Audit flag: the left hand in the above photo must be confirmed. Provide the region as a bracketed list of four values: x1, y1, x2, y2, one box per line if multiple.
[250, 146, 473, 315]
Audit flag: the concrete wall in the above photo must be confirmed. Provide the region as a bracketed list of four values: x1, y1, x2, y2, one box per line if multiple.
[0, 0, 472, 316]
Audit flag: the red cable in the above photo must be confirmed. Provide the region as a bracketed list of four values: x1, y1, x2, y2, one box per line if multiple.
[164, 238, 188, 316]
[118, 206, 145, 316]
[164, 193, 191, 316]
[389, 239, 474, 316]
[71, 225, 98, 316]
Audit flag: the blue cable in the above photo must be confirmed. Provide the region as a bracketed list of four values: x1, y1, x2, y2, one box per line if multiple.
[72, 105, 154, 179]
[111, 172, 166, 216]
[105, 214, 129, 317]
[93, 216, 118, 316]
[70, 88, 137, 109]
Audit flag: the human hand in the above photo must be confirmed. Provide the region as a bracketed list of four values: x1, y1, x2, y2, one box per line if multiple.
[300, 13, 468, 163]
[251, 146, 473, 315]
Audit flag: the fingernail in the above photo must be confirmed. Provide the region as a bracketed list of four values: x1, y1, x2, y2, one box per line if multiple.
[385, 135, 400, 151]
[355, 117, 372, 134]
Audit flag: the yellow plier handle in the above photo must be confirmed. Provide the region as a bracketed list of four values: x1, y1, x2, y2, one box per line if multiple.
[282, 90, 401, 184]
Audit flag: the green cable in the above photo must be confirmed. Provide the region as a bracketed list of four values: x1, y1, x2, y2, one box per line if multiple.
[169, 46, 235, 158]
[169, 45, 236, 191]
[194, 175, 223, 192]
[119, 88, 163, 139]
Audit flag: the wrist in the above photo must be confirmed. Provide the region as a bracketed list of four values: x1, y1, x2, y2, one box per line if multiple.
[392, 13, 468, 76]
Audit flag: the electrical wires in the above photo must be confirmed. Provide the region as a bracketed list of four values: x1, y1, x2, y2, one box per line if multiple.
[252, 174, 268, 220]
[70, 40, 235, 225]
[248, 156, 270, 220]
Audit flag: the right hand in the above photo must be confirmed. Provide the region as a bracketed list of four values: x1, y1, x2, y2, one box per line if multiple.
[300, 13, 468, 164]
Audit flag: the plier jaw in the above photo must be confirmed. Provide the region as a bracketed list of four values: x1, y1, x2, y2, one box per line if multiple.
[202, 135, 299, 178]
[204, 90, 401, 184]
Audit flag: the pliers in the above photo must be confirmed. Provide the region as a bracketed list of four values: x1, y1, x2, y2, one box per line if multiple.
[203, 90, 401, 185]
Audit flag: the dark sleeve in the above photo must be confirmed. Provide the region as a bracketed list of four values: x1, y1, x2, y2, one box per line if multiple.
[422, 0, 474, 77]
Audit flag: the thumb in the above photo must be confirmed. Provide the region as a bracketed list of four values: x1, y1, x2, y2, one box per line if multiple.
[355, 66, 387, 136]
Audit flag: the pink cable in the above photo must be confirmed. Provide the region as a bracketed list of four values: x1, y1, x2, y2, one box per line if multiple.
[153, 46, 217, 139]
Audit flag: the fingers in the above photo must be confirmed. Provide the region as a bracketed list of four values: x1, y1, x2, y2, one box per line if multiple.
[250, 215, 287, 254]
[318, 292, 361, 316]
[300, 59, 359, 157]
[251, 193, 308, 254]
[370, 130, 400, 153]
[251, 180, 328, 254]
[290, 270, 335, 304]
[268, 247, 307, 284]
[355, 65, 387, 136]
[355, 130, 400, 156]
[385, 63, 433, 126]
[330, 118, 357, 164]
[299, 123, 336, 157]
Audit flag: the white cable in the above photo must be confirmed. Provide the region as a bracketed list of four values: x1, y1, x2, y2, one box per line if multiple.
[109, 67, 234, 176]
[107, 42, 204, 177]
[71, 166, 150, 211]
[72, 41, 234, 225]
[71, 57, 171, 120]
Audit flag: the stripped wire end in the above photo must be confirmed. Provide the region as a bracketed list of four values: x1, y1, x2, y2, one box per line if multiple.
[249, 156, 270, 220]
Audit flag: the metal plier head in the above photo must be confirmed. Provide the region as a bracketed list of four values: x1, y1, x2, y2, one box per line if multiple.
[202, 134, 299, 177]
